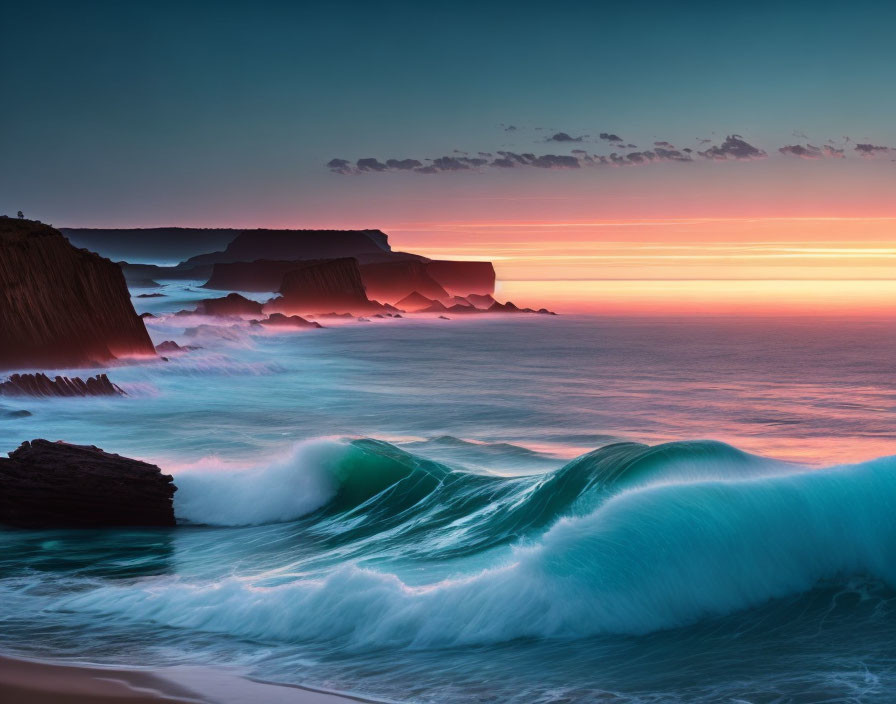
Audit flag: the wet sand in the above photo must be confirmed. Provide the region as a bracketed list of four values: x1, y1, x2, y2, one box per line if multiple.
[0, 655, 373, 704]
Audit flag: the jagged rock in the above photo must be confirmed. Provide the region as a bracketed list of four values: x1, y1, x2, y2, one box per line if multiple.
[0, 439, 176, 528]
[466, 293, 496, 309]
[395, 291, 436, 312]
[155, 340, 200, 353]
[0, 217, 156, 369]
[136, 292, 166, 298]
[250, 313, 322, 329]
[0, 373, 126, 397]
[420, 300, 449, 313]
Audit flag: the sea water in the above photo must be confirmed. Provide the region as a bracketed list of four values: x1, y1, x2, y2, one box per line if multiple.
[1, 283, 895, 703]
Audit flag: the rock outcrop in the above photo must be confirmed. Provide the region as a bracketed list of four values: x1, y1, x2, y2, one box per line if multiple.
[193, 293, 264, 316]
[155, 341, 200, 353]
[250, 313, 322, 329]
[0, 218, 156, 369]
[395, 291, 438, 312]
[267, 258, 383, 315]
[0, 373, 125, 397]
[0, 439, 176, 528]
[466, 293, 496, 309]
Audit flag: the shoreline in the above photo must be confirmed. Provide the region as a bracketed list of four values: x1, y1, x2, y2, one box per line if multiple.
[0, 654, 381, 704]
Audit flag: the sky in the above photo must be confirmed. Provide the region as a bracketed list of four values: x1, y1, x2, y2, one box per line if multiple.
[1, 0, 894, 313]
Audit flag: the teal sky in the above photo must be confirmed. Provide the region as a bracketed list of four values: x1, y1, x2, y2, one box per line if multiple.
[1, 0, 894, 227]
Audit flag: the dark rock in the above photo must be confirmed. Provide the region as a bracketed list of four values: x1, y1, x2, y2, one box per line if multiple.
[0, 217, 156, 369]
[250, 313, 322, 329]
[438, 315, 450, 320]
[0, 439, 176, 528]
[1, 409, 31, 419]
[140, 312, 156, 319]
[183, 229, 395, 268]
[136, 292, 166, 298]
[268, 258, 384, 315]
[155, 340, 201, 353]
[395, 291, 437, 312]
[194, 293, 264, 316]
[0, 373, 126, 397]
[466, 293, 496, 309]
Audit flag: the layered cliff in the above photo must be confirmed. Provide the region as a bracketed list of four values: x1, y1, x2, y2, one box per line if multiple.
[184, 229, 397, 267]
[0, 218, 156, 369]
[267, 258, 380, 314]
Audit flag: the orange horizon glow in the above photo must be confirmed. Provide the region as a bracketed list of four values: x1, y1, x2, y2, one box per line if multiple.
[377, 216, 896, 314]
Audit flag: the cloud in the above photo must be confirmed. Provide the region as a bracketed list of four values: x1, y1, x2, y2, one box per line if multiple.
[326, 158, 353, 174]
[854, 143, 891, 157]
[547, 132, 585, 142]
[699, 135, 767, 161]
[599, 132, 622, 142]
[327, 130, 885, 176]
[385, 158, 423, 170]
[502, 124, 518, 132]
[356, 158, 389, 172]
[778, 143, 844, 159]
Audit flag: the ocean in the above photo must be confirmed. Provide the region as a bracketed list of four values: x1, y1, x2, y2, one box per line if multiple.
[1, 282, 895, 703]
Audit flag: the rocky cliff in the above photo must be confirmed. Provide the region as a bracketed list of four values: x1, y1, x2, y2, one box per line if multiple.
[202, 259, 306, 291]
[0, 217, 156, 369]
[184, 229, 397, 267]
[0, 439, 176, 528]
[267, 258, 381, 314]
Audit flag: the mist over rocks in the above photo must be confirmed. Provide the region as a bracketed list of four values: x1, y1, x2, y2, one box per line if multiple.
[0, 217, 156, 370]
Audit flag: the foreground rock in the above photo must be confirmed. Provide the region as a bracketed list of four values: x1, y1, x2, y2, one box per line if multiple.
[0, 440, 176, 527]
[0, 217, 156, 369]
[0, 373, 125, 397]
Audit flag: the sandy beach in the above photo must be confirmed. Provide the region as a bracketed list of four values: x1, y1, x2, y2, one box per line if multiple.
[0, 655, 372, 704]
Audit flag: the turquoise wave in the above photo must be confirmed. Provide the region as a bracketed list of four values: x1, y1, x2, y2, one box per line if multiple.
[57, 439, 896, 649]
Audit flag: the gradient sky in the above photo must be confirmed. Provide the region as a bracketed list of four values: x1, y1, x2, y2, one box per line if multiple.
[2, 0, 894, 312]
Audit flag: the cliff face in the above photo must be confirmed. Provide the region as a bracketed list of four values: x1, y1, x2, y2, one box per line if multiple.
[425, 261, 495, 295]
[184, 229, 397, 267]
[359, 260, 449, 303]
[268, 258, 379, 314]
[202, 260, 304, 291]
[0, 439, 175, 528]
[0, 218, 156, 369]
